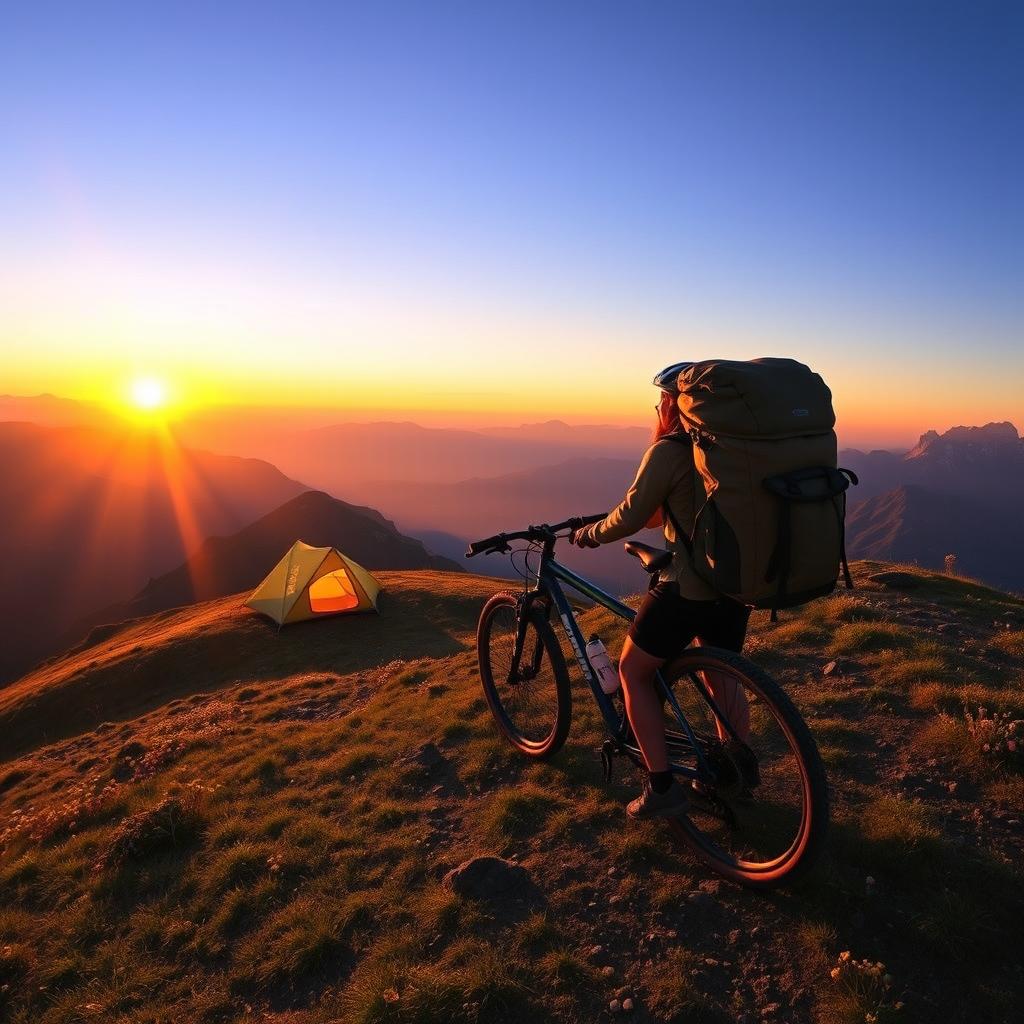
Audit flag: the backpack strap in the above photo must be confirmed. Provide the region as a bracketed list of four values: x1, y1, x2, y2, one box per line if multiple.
[657, 433, 696, 557]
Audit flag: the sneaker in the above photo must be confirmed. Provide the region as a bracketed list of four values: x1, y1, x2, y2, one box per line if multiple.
[626, 778, 690, 820]
[725, 740, 760, 789]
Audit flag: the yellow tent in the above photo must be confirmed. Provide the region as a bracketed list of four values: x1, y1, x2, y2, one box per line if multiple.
[246, 540, 382, 626]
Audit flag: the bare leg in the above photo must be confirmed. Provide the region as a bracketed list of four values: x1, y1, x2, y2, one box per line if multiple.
[696, 641, 751, 742]
[619, 636, 669, 772]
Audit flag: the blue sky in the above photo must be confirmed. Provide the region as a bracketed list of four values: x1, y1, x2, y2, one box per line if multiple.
[1, 1, 1021, 444]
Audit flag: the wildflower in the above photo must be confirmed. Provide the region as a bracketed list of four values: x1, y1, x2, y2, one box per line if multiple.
[830, 967, 841, 979]
[839, 950, 851, 962]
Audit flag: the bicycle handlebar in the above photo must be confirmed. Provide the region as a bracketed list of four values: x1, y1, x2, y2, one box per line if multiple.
[466, 512, 608, 558]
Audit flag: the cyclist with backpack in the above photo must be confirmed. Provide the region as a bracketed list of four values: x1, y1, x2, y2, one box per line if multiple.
[571, 362, 753, 820]
[571, 358, 853, 820]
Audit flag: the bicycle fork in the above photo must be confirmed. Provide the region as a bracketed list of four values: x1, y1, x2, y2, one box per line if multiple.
[507, 592, 550, 684]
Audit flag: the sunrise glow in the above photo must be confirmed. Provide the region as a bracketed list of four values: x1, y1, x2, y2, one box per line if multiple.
[130, 377, 166, 410]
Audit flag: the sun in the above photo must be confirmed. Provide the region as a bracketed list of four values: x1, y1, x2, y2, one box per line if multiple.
[121, 376, 179, 424]
[130, 377, 166, 410]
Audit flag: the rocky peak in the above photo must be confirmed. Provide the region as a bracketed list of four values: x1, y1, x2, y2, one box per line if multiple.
[906, 422, 1022, 462]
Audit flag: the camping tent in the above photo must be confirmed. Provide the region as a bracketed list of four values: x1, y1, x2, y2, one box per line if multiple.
[246, 540, 382, 625]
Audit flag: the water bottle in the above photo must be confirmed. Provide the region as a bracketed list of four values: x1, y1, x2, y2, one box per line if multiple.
[585, 635, 620, 695]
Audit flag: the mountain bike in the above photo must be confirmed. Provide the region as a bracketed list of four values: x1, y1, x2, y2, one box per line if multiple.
[467, 515, 828, 887]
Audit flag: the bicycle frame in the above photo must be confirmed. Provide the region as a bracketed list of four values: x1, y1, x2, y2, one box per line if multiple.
[513, 544, 715, 781]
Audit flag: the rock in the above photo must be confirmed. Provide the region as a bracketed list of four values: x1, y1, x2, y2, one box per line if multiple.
[822, 660, 840, 677]
[609, 999, 621, 1013]
[602, 965, 616, 978]
[868, 571, 923, 590]
[442, 856, 538, 905]
[622, 997, 635, 1011]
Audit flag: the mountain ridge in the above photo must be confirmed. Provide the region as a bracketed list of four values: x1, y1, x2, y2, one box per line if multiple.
[71, 490, 460, 637]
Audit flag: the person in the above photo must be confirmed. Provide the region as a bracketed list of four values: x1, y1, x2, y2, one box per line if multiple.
[570, 362, 753, 820]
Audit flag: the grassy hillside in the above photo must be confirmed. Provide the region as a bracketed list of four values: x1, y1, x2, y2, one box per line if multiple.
[2, 564, 1023, 1023]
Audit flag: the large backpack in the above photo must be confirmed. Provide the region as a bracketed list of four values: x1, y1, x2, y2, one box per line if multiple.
[667, 358, 857, 613]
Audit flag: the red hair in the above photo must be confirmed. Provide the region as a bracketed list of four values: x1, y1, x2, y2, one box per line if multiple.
[651, 392, 681, 443]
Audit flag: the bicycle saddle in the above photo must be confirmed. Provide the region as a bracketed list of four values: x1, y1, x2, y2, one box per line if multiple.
[624, 541, 673, 575]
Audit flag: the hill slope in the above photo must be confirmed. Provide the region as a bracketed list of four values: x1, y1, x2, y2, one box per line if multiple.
[2, 564, 1023, 1023]
[76, 490, 459, 633]
[846, 485, 1023, 592]
[0, 421, 307, 682]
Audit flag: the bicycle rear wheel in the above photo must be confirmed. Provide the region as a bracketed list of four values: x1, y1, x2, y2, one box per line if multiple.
[477, 593, 572, 759]
[658, 646, 828, 887]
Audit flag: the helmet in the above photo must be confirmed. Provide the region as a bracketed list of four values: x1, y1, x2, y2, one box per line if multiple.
[652, 362, 692, 394]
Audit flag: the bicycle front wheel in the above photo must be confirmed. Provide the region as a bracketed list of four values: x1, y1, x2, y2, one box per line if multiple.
[477, 592, 571, 759]
[659, 646, 828, 887]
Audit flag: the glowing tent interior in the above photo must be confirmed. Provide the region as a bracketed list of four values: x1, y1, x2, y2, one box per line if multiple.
[246, 541, 382, 625]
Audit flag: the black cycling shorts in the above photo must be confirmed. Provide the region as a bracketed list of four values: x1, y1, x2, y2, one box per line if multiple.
[628, 580, 751, 660]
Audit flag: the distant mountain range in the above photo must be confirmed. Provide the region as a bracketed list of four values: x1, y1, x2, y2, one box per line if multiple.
[0, 422, 309, 681]
[367, 456, 656, 594]
[77, 490, 459, 633]
[842, 422, 1024, 591]
[0, 422, 456, 684]
[193, 418, 651, 495]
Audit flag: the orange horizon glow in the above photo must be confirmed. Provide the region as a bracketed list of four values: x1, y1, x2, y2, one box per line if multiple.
[2, 360, 1020, 452]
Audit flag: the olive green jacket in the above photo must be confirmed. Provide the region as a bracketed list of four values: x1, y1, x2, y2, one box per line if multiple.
[583, 435, 718, 600]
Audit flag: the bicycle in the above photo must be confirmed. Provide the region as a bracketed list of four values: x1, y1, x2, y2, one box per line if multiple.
[466, 514, 829, 888]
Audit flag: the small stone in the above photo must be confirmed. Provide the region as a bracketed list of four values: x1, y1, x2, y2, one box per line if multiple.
[822, 660, 840, 677]
[704, 957, 719, 967]
[609, 999, 621, 1013]
[622, 997, 635, 1011]
[443, 856, 537, 904]
[602, 965, 615, 977]
[749, 925, 762, 938]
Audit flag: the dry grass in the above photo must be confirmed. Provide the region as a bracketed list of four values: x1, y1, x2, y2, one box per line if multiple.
[0, 563, 1022, 1023]
[990, 630, 1024, 658]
